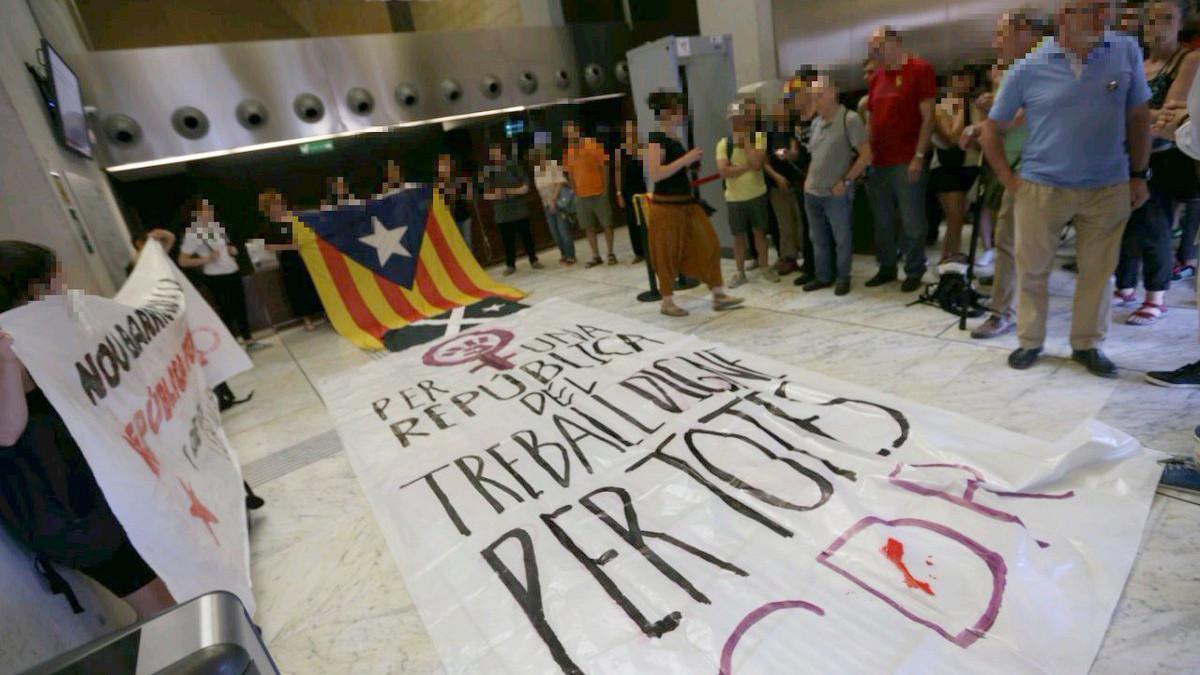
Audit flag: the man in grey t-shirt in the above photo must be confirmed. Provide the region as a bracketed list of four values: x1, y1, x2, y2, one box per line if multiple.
[800, 76, 873, 294]
[481, 143, 542, 275]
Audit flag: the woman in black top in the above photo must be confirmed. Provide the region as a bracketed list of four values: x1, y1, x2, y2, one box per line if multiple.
[258, 190, 325, 330]
[614, 120, 648, 262]
[437, 154, 476, 248]
[644, 92, 744, 317]
[1116, 1, 1200, 325]
[0, 241, 175, 619]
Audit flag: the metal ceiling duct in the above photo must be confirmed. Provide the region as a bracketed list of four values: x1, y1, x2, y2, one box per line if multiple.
[76, 23, 632, 171]
[772, 0, 1058, 89]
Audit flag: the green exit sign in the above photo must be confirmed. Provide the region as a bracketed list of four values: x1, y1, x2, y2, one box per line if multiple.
[299, 139, 334, 156]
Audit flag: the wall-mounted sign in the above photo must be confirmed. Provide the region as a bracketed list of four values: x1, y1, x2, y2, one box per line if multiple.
[299, 139, 334, 156]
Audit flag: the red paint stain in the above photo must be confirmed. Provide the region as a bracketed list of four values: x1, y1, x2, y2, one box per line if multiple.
[179, 478, 221, 547]
[881, 537, 935, 596]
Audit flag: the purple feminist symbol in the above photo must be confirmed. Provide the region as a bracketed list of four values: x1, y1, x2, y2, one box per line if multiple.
[718, 600, 825, 674]
[423, 328, 517, 371]
[816, 517, 1007, 649]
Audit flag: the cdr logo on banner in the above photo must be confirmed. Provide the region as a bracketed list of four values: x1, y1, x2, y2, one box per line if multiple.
[0, 240, 255, 613]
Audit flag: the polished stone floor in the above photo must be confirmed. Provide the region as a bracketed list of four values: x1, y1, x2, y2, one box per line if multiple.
[224, 236, 1200, 674]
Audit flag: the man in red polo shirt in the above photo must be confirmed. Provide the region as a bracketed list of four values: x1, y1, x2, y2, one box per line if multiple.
[864, 26, 938, 293]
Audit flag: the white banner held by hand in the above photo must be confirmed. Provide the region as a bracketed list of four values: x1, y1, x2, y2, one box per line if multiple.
[0, 241, 255, 612]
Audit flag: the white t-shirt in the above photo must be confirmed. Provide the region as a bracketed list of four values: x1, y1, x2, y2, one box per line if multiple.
[181, 221, 239, 276]
[534, 161, 567, 206]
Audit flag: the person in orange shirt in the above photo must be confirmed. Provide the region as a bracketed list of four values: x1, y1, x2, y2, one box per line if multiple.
[563, 120, 617, 267]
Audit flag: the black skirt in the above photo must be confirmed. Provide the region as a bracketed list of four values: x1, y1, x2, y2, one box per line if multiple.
[930, 148, 980, 194]
[278, 250, 323, 317]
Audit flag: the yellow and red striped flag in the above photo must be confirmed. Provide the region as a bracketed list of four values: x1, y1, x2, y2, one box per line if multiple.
[290, 186, 523, 350]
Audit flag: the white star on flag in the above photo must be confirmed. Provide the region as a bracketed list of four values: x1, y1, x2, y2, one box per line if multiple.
[359, 216, 410, 266]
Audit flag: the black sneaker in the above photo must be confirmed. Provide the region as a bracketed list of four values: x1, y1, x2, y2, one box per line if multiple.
[1008, 346, 1042, 370]
[864, 269, 897, 287]
[1071, 349, 1118, 379]
[900, 275, 924, 293]
[802, 279, 833, 292]
[793, 273, 815, 287]
[1146, 361, 1200, 388]
[244, 482, 265, 510]
[834, 279, 851, 296]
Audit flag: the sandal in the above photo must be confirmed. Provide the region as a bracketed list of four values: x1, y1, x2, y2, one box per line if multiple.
[584, 257, 604, 268]
[660, 305, 689, 317]
[1127, 301, 1166, 326]
[713, 295, 745, 311]
[607, 254, 618, 266]
[1112, 289, 1138, 308]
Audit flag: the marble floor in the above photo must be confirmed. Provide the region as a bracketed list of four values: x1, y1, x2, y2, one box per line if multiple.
[224, 236, 1200, 674]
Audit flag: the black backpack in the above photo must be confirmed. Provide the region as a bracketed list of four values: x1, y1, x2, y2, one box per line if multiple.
[912, 270, 987, 318]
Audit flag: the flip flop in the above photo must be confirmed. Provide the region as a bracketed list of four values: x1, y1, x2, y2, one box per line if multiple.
[660, 305, 689, 317]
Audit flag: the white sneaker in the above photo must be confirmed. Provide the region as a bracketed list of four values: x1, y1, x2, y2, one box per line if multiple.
[729, 273, 748, 289]
[976, 248, 996, 268]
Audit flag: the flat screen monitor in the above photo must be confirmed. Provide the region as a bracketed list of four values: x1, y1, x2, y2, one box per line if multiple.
[43, 39, 92, 158]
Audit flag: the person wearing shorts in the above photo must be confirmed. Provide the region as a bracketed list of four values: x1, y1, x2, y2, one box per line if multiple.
[563, 121, 617, 268]
[718, 102, 779, 287]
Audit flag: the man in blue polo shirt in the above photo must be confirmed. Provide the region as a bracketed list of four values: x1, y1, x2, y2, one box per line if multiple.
[982, 0, 1151, 378]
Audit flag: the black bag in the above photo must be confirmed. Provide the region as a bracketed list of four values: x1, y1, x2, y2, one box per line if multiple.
[1151, 146, 1200, 201]
[912, 271, 987, 318]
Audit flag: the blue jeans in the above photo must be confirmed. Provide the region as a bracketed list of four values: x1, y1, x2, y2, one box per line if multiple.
[867, 163, 927, 276]
[804, 190, 854, 283]
[545, 208, 575, 259]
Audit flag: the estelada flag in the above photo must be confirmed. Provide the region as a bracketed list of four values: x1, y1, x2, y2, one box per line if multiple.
[290, 186, 524, 349]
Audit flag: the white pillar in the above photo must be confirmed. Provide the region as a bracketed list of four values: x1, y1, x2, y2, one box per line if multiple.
[520, 0, 564, 27]
[696, 0, 777, 88]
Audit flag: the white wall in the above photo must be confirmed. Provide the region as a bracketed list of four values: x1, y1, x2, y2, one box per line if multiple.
[696, 0, 777, 88]
[0, 0, 132, 297]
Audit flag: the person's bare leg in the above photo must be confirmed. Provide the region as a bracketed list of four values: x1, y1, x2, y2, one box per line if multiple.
[938, 191, 966, 261]
[979, 206, 995, 251]
[753, 229, 770, 269]
[733, 235, 747, 275]
[123, 577, 176, 622]
[604, 225, 615, 257]
[585, 227, 600, 260]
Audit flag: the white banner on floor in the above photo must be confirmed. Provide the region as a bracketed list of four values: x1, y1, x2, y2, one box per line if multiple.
[0, 241, 255, 612]
[321, 299, 1160, 674]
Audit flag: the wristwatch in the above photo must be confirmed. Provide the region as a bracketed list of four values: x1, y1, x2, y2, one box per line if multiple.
[1130, 167, 1151, 180]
